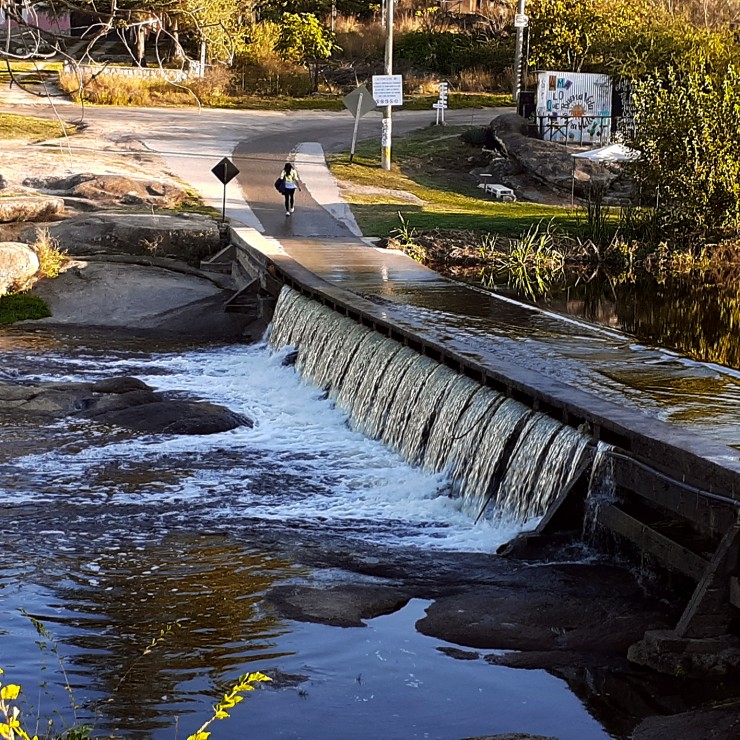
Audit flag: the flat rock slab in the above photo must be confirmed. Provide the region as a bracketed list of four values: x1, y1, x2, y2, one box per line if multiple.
[23, 173, 188, 209]
[27, 260, 248, 339]
[37, 212, 221, 265]
[0, 195, 65, 223]
[416, 569, 671, 658]
[266, 584, 411, 627]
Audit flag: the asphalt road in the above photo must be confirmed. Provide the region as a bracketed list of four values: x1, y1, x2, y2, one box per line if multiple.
[2, 97, 497, 234]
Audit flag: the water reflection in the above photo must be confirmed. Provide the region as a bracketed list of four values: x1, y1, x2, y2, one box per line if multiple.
[9, 537, 298, 735]
[486, 266, 740, 371]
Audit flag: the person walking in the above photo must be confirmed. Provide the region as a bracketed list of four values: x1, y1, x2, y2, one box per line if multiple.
[280, 162, 302, 216]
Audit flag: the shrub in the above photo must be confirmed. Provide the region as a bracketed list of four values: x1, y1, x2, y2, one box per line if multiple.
[0, 293, 51, 324]
[31, 228, 67, 278]
[629, 65, 740, 244]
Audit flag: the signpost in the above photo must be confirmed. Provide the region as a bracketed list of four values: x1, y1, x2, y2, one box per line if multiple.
[371, 74, 403, 107]
[343, 84, 377, 164]
[433, 81, 448, 125]
[372, 73, 403, 170]
[512, 0, 527, 103]
[211, 157, 239, 223]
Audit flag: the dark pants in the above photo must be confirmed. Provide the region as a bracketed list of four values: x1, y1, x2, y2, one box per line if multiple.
[284, 187, 296, 211]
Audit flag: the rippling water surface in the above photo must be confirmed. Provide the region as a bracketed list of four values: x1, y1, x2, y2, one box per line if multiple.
[0, 330, 611, 739]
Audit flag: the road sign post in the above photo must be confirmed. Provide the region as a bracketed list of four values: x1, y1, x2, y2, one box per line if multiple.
[343, 85, 376, 164]
[211, 157, 240, 223]
[372, 73, 403, 171]
[434, 81, 448, 125]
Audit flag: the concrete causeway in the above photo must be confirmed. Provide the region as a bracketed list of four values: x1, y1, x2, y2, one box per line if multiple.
[151, 116, 740, 465]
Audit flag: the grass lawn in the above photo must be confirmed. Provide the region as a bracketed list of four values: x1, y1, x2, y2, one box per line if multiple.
[233, 91, 507, 111]
[0, 112, 76, 139]
[329, 125, 585, 238]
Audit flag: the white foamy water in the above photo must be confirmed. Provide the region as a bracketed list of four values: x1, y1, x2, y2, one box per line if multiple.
[10, 340, 529, 552]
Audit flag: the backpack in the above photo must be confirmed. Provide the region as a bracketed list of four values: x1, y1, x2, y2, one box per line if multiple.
[274, 177, 285, 194]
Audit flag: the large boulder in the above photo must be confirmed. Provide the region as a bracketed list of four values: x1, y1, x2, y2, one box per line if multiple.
[0, 195, 65, 223]
[23, 173, 188, 209]
[84, 399, 252, 434]
[0, 376, 252, 434]
[490, 113, 633, 200]
[33, 212, 221, 265]
[0, 241, 39, 294]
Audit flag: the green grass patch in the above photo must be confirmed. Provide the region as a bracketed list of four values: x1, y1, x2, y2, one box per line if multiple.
[0, 112, 76, 140]
[0, 293, 51, 324]
[227, 92, 506, 112]
[329, 125, 582, 237]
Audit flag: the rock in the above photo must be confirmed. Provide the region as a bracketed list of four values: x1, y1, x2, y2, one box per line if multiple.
[28, 261, 252, 339]
[0, 380, 92, 416]
[36, 212, 221, 265]
[490, 113, 633, 200]
[265, 584, 411, 627]
[0, 241, 40, 294]
[22, 173, 188, 209]
[81, 389, 163, 415]
[628, 629, 740, 678]
[86, 399, 252, 434]
[631, 702, 740, 740]
[415, 564, 674, 660]
[0, 378, 252, 435]
[0, 196, 65, 223]
[91, 376, 153, 394]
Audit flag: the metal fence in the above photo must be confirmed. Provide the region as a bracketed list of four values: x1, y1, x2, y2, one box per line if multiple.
[536, 115, 614, 146]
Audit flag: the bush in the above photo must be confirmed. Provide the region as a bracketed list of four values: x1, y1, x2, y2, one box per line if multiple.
[395, 31, 477, 75]
[0, 293, 51, 324]
[629, 65, 740, 244]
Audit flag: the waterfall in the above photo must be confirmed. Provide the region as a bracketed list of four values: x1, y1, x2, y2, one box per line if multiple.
[269, 287, 592, 523]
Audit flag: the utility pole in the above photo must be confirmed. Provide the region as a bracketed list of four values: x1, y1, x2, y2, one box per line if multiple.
[381, 0, 394, 171]
[512, 0, 527, 104]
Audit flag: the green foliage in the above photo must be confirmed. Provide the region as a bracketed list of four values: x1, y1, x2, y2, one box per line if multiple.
[482, 220, 566, 299]
[629, 65, 740, 242]
[527, 0, 616, 72]
[395, 31, 476, 75]
[603, 15, 740, 79]
[0, 294, 51, 324]
[459, 127, 487, 146]
[274, 13, 339, 91]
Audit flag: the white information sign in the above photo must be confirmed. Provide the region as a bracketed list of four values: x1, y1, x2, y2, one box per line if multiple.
[514, 13, 529, 28]
[372, 74, 403, 107]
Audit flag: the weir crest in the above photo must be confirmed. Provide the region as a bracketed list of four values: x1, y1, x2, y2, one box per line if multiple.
[269, 287, 592, 524]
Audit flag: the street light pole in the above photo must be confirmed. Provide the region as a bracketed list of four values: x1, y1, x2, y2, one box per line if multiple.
[512, 0, 526, 105]
[381, 0, 394, 171]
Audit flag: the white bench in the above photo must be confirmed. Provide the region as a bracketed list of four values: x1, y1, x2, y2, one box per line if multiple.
[486, 184, 516, 202]
[476, 175, 516, 202]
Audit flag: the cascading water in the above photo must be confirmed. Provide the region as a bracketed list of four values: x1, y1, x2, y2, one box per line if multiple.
[270, 287, 593, 524]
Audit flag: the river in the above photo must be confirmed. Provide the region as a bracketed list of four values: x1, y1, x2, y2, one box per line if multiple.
[0, 328, 612, 739]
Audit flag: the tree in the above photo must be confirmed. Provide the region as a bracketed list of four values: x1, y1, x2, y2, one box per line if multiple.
[273, 12, 338, 91]
[628, 65, 740, 243]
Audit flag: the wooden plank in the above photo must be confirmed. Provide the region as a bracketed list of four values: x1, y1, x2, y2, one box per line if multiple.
[597, 504, 709, 582]
[676, 524, 740, 638]
[613, 456, 737, 538]
[730, 577, 740, 610]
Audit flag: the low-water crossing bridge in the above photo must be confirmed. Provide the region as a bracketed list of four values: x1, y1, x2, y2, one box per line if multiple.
[163, 114, 740, 675]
